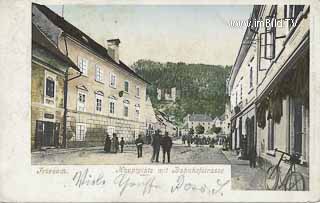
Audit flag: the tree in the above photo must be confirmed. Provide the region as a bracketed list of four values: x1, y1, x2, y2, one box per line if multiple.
[209, 125, 222, 134]
[195, 124, 205, 135]
[213, 127, 222, 134]
[189, 127, 194, 135]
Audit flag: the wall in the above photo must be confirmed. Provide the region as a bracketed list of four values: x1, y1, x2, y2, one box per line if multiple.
[58, 36, 149, 145]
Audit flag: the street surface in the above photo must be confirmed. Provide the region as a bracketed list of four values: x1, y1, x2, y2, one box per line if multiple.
[32, 141, 265, 190]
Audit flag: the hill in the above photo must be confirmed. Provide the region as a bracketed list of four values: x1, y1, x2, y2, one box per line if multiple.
[132, 59, 231, 126]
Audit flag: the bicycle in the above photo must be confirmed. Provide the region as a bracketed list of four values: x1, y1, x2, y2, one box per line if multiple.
[264, 148, 305, 191]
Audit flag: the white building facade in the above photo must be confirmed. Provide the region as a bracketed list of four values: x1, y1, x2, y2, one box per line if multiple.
[229, 5, 309, 188]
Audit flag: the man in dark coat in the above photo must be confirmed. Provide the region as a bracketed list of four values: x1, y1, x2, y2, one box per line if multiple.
[104, 134, 111, 153]
[249, 147, 257, 168]
[151, 130, 161, 163]
[135, 134, 144, 158]
[160, 132, 173, 163]
[120, 137, 125, 153]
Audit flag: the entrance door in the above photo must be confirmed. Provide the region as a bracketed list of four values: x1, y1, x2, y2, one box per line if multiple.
[43, 121, 55, 146]
[35, 120, 59, 148]
[293, 98, 303, 154]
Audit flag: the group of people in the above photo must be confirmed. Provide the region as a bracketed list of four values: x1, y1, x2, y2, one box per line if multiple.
[150, 131, 173, 163]
[103, 131, 173, 163]
[104, 133, 125, 153]
[133, 131, 173, 163]
[181, 134, 216, 147]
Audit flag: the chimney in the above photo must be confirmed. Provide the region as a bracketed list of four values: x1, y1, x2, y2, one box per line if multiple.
[107, 39, 120, 63]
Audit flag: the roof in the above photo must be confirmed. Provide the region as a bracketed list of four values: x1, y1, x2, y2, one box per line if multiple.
[33, 3, 149, 84]
[32, 23, 80, 72]
[229, 6, 261, 90]
[189, 114, 213, 122]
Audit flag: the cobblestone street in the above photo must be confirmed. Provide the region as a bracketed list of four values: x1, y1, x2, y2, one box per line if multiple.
[32, 141, 230, 165]
[32, 142, 265, 190]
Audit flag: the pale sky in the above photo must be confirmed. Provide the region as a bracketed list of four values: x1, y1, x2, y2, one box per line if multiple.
[48, 5, 252, 66]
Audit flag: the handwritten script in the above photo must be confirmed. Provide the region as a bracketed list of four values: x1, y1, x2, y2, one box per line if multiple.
[170, 174, 230, 196]
[113, 173, 160, 196]
[72, 168, 106, 188]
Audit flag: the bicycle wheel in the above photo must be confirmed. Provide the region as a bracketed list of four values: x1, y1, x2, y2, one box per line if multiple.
[265, 166, 280, 190]
[285, 172, 305, 191]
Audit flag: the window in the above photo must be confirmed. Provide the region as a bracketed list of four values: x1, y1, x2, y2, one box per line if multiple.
[109, 100, 115, 114]
[76, 123, 86, 141]
[236, 92, 238, 104]
[249, 66, 253, 88]
[240, 84, 243, 102]
[124, 81, 129, 92]
[110, 73, 116, 88]
[124, 105, 129, 117]
[77, 92, 86, 112]
[136, 86, 140, 97]
[284, 5, 304, 29]
[268, 117, 274, 150]
[264, 6, 277, 60]
[95, 64, 103, 82]
[46, 77, 55, 98]
[78, 57, 88, 76]
[136, 108, 140, 119]
[44, 73, 56, 106]
[95, 95, 103, 112]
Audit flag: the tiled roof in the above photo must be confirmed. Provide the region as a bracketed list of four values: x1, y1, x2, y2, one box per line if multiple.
[189, 114, 213, 122]
[33, 3, 149, 84]
[32, 23, 80, 72]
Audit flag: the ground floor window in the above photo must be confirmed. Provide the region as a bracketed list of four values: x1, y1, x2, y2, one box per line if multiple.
[76, 123, 86, 141]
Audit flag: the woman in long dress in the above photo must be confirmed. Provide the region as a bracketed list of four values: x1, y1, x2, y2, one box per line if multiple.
[110, 133, 118, 153]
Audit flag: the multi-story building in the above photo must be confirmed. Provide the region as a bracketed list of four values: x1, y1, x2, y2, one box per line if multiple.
[183, 114, 215, 133]
[31, 23, 80, 150]
[33, 4, 150, 147]
[229, 5, 309, 188]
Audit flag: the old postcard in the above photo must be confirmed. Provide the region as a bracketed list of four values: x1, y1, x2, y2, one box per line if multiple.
[0, 0, 320, 202]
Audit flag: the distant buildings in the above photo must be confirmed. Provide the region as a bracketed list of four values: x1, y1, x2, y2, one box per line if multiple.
[157, 87, 179, 102]
[228, 5, 309, 185]
[32, 3, 154, 149]
[183, 114, 215, 134]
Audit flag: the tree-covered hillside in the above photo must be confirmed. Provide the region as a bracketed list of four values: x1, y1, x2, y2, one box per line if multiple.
[132, 59, 231, 125]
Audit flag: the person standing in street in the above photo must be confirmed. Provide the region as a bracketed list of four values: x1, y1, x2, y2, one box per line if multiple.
[110, 133, 118, 153]
[249, 147, 257, 168]
[115, 135, 119, 153]
[151, 130, 161, 163]
[104, 134, 111, 153]
[161, 132, 173, 163]
[120, 137, 125, 153]
[135, 134, 144, 158]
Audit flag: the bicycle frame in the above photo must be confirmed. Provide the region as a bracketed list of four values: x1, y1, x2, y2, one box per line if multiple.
[273, 149, 297, 190]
